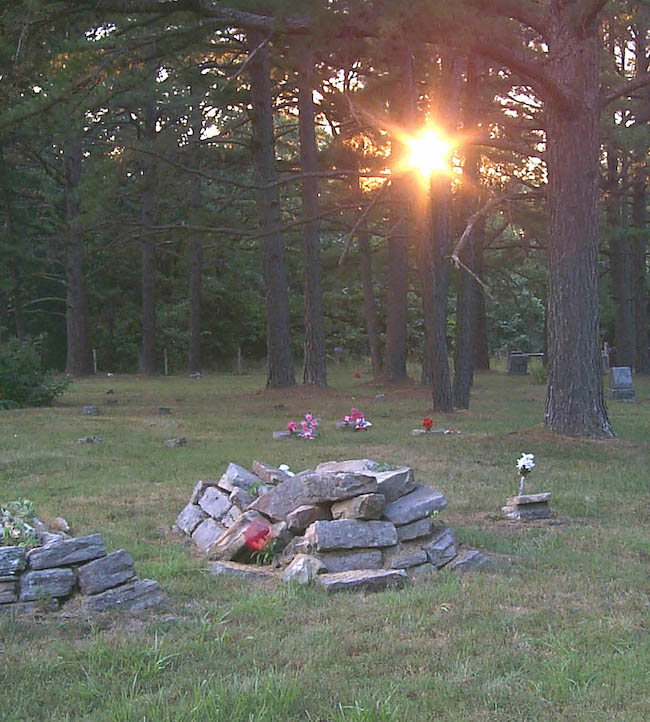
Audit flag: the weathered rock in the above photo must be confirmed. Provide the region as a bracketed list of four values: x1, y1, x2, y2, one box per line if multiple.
[175, 504, 207, 535]
[269, 521, 293, 553]
[158, 407, 173, 415]
[82, 578, 164, 612]
[501, 493, 552, 520]
[302, 472, 378, 504]
[331, 493, 385, 520]
[0, 546, 27, 576]
[304, 520, 398, 551]
[272, 431, 292, 441]
[217, 463, 264, 493]
[198, 487, 232, 521]
[448, 549, 493, 573]
[164, 437, 187, 447]
[0, 598, 60, 615]
[315, 459, 379, 474]
[192, 518, 227, 553]
[38, 532, 64, 546]
[247, 476, 306, 522]
[282, 554, 326, 584]
[278, 535, 313, 565]
[82, 405, 99, 415]
[251, 460, 291, 485]
[221, 505, 242, 528]
[383, 485, 447, 525]
[19, 568, 76, 601]
[27, 534, 106, 570]
[189, 479, 221, 504]
[396, 517, 432, 542]
[407, 563, 436, 576]
[78, 435, 103, 444]
[207, 511, 273, 561]
[421, 526, 457, 568]
[77, 549, 136, 595]
[317, 569, 408, 593]
[371, 467, 417, 503]
[386, 546, 428, 569]
[0, 577, 18, 603]
[52, 518, 70, 533]
[286, 504, 331, 533]
[316, 549, 383, 573]
[229, 487, 255, 511]
[210, 561, 277, 582]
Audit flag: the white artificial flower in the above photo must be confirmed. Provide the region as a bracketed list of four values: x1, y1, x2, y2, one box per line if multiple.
[278, 464, 295, 477]
[516, 453, 535, 473]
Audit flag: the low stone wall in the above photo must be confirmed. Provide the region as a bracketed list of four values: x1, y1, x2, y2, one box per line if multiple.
[0, 533, 163, 615]
[175, 459, 492, 591]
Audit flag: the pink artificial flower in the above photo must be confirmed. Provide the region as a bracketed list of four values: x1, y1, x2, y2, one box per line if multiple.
[287, 421, 298, 433]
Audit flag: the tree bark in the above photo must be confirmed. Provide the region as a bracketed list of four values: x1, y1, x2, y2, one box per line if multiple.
[474, 229, 490, 370]
[357, 214, 383, 381]
[632, 154, 648, 373]
[544, 6, 613, 437]
[247, 30, 295, 388]
[139, 97, 158, 375]
[384, 45, 414, 382]
[296, 41, 326, 386]
[63, 131, 91, 376]
[188, 93, 203, 376]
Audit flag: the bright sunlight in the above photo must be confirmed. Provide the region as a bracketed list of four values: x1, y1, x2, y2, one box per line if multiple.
[403, 128, 451, 180]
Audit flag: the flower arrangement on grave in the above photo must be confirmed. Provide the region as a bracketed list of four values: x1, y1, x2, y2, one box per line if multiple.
[1, 499, 39, 549]
[516, 452, 535, 495]
[353, 369, 361, 378]
[286, 413, 318, 439]
[422, 417, 433, 431]
[342, 407, 372, 431]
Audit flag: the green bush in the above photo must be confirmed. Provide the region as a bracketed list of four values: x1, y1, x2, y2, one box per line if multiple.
[529, 359, 548, 385]
[0, 337, 70, 408]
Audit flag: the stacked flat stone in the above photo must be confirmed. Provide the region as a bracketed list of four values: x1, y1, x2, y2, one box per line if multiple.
[175, 458, 491, 591]
[501, 493, 552, 520]
[0, 533, 163, 616]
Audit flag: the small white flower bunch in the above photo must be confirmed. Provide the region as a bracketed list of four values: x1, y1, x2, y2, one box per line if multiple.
[516, 453, 535, 495]
[278, 464, 295, 477]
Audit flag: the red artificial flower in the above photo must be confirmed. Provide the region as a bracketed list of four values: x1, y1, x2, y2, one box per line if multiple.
[422, 417, 433, 430]
[244, 521, 271, 551]
[353, 370, 361, 378]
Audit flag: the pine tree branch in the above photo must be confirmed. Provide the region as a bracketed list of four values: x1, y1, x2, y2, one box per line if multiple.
[464, 0, 548, 37]
[578, 1, 610, 36]
[600, 71, 650, 108]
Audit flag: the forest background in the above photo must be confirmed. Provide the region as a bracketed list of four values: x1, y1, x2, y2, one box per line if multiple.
[0, 0, 648, 439]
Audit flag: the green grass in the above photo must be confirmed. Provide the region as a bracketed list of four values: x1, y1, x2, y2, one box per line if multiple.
[1, 364, 648, 721]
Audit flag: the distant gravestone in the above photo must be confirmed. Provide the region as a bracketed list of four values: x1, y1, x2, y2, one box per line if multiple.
[601, 351, 610, 374]
[607, 367, 635, 402]
[507, 354, 528, 374]
[82, 405, 99, 415]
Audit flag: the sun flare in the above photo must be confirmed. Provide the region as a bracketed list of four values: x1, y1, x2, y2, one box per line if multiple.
[404, 129, 451, 179]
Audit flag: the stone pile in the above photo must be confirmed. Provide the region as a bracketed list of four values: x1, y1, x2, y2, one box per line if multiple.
[0, 533, 163, 615]
[174, 459, 491, 592]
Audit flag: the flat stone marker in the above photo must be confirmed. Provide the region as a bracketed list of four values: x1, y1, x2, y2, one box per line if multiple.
[82, 405, 99, 415]
[502, 492, 552, 520]
[317, 569, 408, 593]
[607, 366, 635, 401]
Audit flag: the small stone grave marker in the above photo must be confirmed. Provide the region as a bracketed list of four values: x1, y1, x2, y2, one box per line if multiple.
[607, 366, 635, 401]
[507, 353, 528, 374]
[82, 405, 99, 415]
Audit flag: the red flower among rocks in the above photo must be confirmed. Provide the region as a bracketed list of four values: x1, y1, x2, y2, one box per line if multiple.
[243, 521, 272, 551]
[422, 417, 433, 430]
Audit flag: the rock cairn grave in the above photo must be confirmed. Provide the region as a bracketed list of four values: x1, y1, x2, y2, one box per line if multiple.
[174, 459, 491, 592]
[1, 531, 163, 616]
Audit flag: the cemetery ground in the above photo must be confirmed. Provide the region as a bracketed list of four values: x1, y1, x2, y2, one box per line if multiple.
[0, 363, 648, 722]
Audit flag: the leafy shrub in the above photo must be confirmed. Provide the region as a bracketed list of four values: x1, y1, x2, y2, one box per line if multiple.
[1, 499, 39, 549]
[529, 360, 548, 385]
[0, 337, 70, 408]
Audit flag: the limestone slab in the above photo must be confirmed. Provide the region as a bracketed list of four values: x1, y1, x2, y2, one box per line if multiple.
[331, 493, 385, 520]
[317, 569, 407, 593]
[282, 555, 326, 584]
[27, 534, 106, 570]
[175, 503, 207, 535]
[0, 598, 60, 615]
[247, 476, 306, 521]
[286, 504, 331, 533]
[207, 511, 273, 561]
[0, 578, 18, 603]
[421, 525, 457, 568]
[210, 561, 277, 582]
[218, 463, 264, 493]
[448, 549, 492, 573]
[82, 578, 164, 612]
[316, 549, 383, 573]
[301, 472, 378, 504]
[198, 487, 232, 521]
[383, 485, 447, 525]
[189, 479, 221, 504]
[229, 487, 255, 511]
[0, 546, 26, 576]
[77, 549, 136, 595]
[192, 518, 227, 553]
[304, 520, 397, 551]
[315, 459, 379, 474]
[221, 505, 242, 528]
[372, 467, 416, 503]
[251, 460, 291, 485]
[19, 568, 75, 601]
[396, 517, 432, 542]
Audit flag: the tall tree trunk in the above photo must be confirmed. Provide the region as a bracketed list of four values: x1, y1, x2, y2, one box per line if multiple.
[188, 94, 203, 376]
[139, 97, 158, 375]
[11, 263, 25, 340]
[384, 45, 414, 382]
[188, 172, 202, 375]
[358, 213, 383, 380]
[247, 30, 295, 388]
[544, 7, 613, 437]
[63, 132, 91, 376]
[296, 41, 326, 386]
[632, 155, 648, 373]
[453, 56, 481, 408]
[474, 229, 490, 370]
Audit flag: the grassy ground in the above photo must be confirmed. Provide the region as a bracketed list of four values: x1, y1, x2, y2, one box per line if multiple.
[1, 363, 648, 721]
